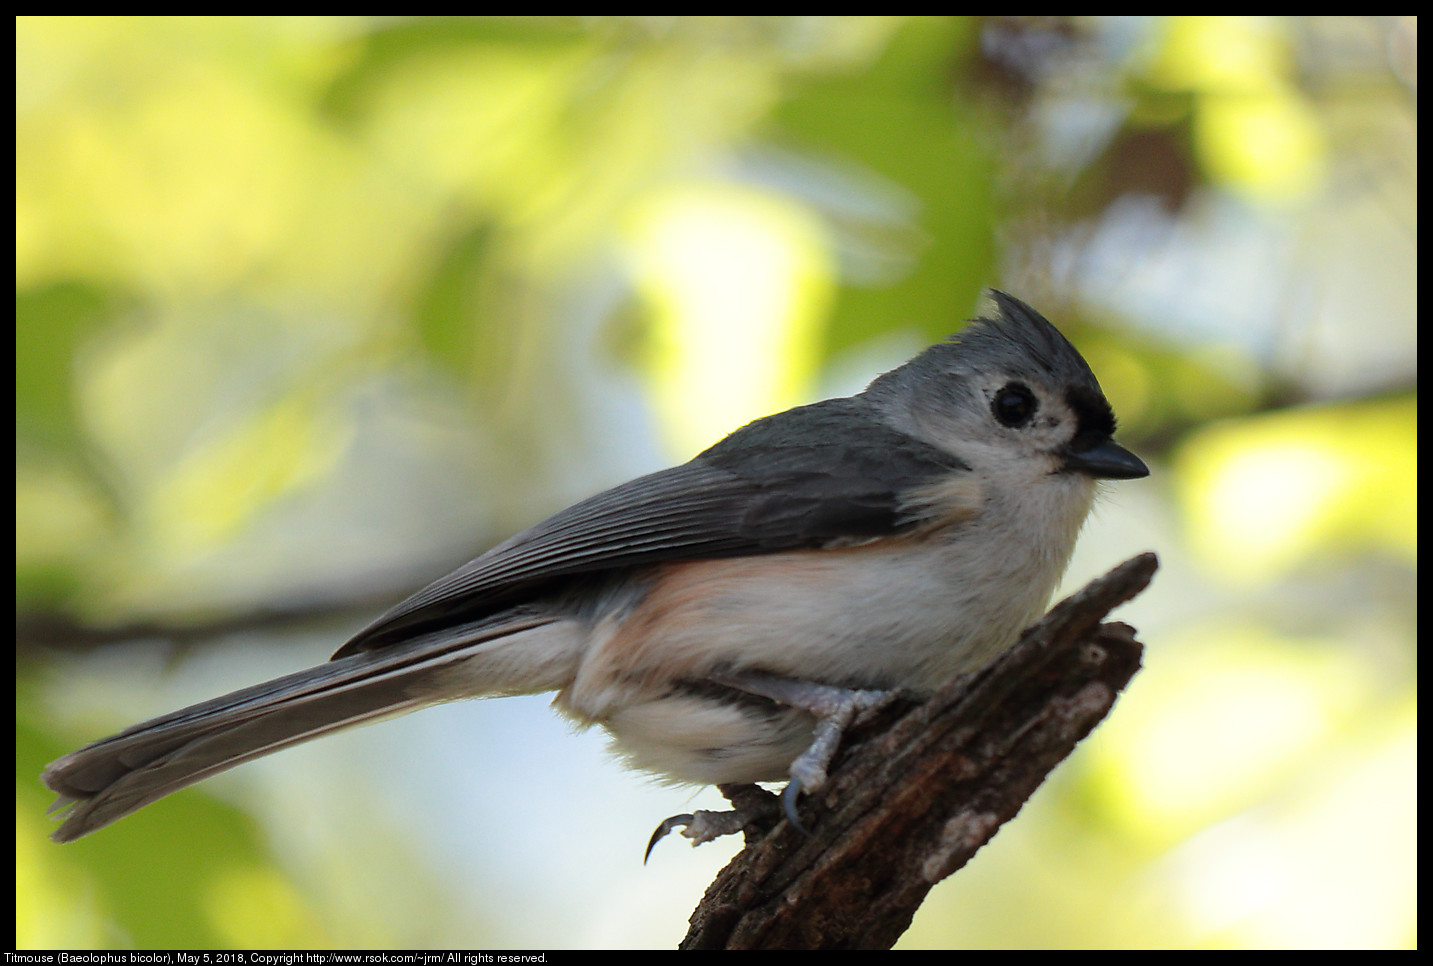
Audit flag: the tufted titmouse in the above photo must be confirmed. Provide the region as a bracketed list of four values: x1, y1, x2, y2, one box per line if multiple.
[42, 290, 1148, 844]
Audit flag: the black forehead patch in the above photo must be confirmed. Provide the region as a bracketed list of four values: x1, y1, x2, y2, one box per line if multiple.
[1066, 384, 1117, 451]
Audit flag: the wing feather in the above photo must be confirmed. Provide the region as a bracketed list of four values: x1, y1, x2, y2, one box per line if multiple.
[336, 398, 968, 655]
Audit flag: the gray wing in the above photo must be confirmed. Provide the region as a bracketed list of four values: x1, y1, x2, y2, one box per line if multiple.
[336, 397, 968, 655]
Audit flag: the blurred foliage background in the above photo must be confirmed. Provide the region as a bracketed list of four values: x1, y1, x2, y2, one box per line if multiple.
[16, 16, 1416, 949]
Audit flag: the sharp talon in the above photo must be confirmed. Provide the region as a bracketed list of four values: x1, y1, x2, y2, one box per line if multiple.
[644, 813, 695, 864]
[782, 780, 811, 837]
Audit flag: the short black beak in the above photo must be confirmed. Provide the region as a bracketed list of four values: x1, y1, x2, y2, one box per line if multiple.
[1063, 439, 1149, 480]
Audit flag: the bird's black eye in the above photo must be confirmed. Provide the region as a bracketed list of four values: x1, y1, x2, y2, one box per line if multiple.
[991, 382, 1038, 428]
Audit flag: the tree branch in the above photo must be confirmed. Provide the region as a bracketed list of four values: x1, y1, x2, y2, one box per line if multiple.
[679, 552, 1158, 950]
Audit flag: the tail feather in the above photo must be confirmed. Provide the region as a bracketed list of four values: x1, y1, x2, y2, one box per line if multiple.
[43, 614, 565, 842]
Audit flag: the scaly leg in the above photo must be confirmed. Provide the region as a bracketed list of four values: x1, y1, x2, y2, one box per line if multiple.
[643, 674, 896, 857]
[715, 675, 895, 833]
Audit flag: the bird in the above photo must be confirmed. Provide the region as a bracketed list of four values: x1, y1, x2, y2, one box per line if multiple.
[42, 290, 1149, 845]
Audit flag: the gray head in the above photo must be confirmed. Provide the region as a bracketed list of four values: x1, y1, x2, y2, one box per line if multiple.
[863, 290, 1147, 482]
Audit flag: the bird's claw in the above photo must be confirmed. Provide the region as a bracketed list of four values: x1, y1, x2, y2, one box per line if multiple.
[643, 783, 784, 861]
[780, 779, 811, 836]
[644, 812, 696, 863]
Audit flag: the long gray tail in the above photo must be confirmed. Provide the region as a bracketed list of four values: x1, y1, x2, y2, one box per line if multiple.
[43, 614, 564, 842]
